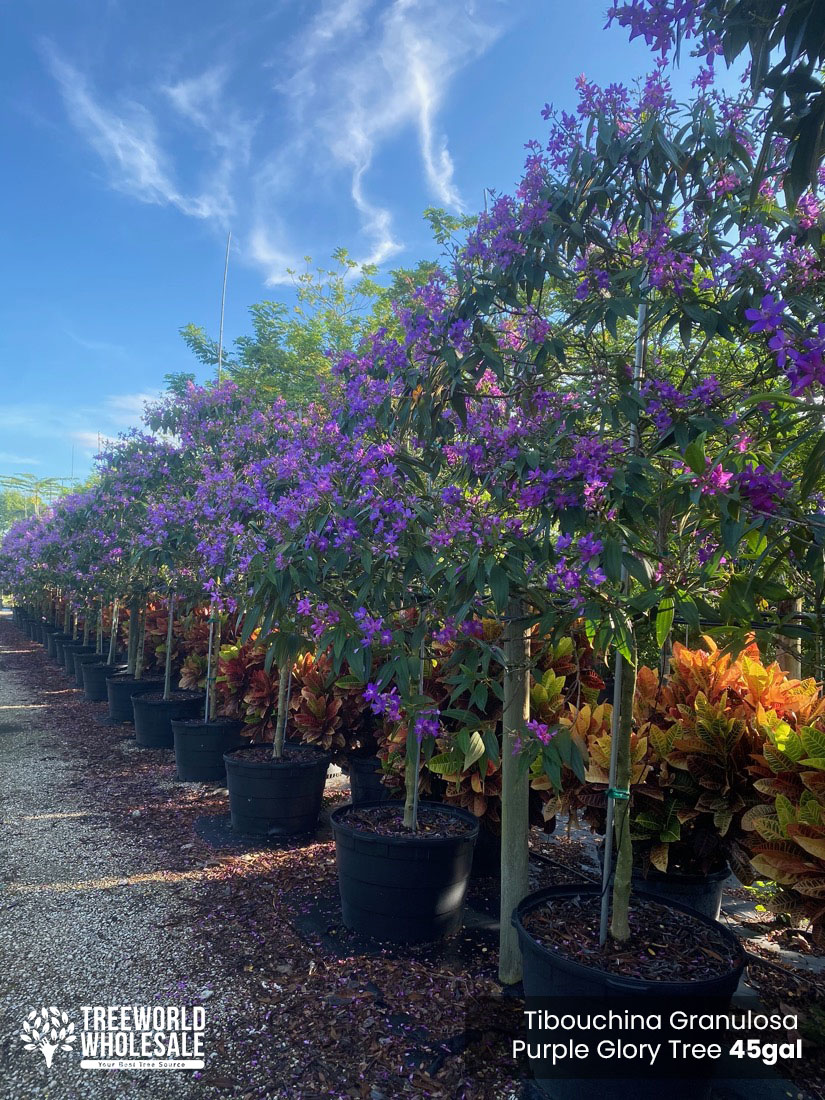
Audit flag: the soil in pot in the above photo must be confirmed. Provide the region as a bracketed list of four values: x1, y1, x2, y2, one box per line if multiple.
[513, 883, 747, 1100]
[132, 691, 204, 749]
[106, 675, 163, 724]
[172, 718, 251, 783]
[224, 743, 331, 837]
[347, 754, 392, 805]
[331, 800, 479, 943]
[82, 661, 127, 701]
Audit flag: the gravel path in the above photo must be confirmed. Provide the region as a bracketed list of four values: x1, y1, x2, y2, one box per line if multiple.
[0, 617, 219, 1100]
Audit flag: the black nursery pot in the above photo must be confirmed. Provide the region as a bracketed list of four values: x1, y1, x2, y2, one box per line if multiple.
[512, 882, 747, 1100]
[62, 642, 92, 673]
[348, 754, 392, 805]
[74, 651, 105, 689]
[172, 718, 251, 783]
[53, 633, 75, 664]
[632, 862, 731, 921]
[224, 743, 331, 836]
[82, 661, 127, 701]
[106, 675, 163, 724]
[598, 847, 732, 921]
[132, 691, 204, 749]
[331, 800, 479, 943]
[470, 820, 501, 879]
[44, 628, 61, 657]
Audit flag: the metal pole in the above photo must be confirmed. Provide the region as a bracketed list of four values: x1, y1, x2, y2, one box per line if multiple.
[217, 231, 231, 384]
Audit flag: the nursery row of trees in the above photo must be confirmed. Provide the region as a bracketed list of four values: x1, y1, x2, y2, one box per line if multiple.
[3, 0, 825, 973]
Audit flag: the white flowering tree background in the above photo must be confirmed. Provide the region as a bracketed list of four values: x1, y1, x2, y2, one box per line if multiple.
[20, 1006, 76, 1067]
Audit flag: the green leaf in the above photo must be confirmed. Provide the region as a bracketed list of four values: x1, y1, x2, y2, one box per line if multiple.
[602, 538, 623, 583]
[462, 730, 486, 773]
[683, 434, 707, 474]
[488, 563, 509, 612]
[655, 597, 675, 649]
[800, 433, 825, 500]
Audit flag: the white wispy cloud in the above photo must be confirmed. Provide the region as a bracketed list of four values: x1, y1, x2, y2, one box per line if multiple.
[64, 329, 128, 357]
[0, 452, 41, 467]
[44, 46, 241, 222]
[42, 2, 506, 284]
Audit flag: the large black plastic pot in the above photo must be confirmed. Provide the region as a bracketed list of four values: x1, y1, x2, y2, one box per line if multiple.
[512, 883, 747, 1100]
[46, 631, 67, 659]
[82, 661, 126, 701]
[106, 675, 163, 724]
[331, 800, 479, 943]
[348, 755, 392, 805]
[224, 743, 331, 836]
[632, 862, 731, 921]
[470, 821, 501, 879]
[53, 633, 74, 665]
[62, 642, 92, 674]
[74, 651, 105, 689]
[132, 691, 204, 749]
[172, 718, 251, 782]
[598, 847, 731, 921]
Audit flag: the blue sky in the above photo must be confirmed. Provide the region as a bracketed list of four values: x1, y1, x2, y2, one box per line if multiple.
[1, 0, 707, 485]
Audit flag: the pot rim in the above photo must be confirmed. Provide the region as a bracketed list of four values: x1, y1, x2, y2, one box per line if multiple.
[172, 717, 246, 731]
[223, 741, 331, 769]
[331, 799, 480, 847]
[513, 881, 746, 993]
[131, 690, 205, 706]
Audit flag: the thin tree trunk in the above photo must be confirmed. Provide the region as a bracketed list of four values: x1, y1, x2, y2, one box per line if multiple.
[272, 660, 289, 760]
[82, 605, 91, 647]
[126, 597, 140, 676]
[134, 607, 146, 681]
[107, 599, 120, 665]
[499, 597, 530, 985]
[163, 592, 175, 701]
[777, 597, 803, 678]
[609, 636, 638, 944]
[403, 635, 427, 831]
[63, 603, 71, 635]
[96, 605, 104, 655]
[209, 614, 220, 720]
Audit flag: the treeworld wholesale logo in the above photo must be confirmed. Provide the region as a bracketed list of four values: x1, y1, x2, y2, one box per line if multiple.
[18, 1005, 206, 1070]
[19, 1007, 77, 1067]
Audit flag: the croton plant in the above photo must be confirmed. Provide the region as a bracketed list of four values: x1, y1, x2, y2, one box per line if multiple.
[554, 636, 825, 942]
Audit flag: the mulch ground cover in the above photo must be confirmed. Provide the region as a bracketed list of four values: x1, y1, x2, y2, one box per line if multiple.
[3, 619, 824, 1099]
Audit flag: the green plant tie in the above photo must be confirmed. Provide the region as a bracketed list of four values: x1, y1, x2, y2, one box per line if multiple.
[607, 786, 630, 801]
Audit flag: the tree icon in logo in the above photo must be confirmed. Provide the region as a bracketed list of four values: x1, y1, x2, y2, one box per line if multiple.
[19, 1006, 76, 1067]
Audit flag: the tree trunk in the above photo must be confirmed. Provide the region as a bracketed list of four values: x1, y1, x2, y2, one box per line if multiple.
[209, 614, 220, 720]
[96, 605, 104, 655]
[63, 603, 71, 635]
[609, 636, 638, 944]
[272, 660, 289, 760]
[777, 598, 803, 678]
[163, 592, 175, 701]
[82, 604, 91, 647]
[107, 599, 120, 665]
[126, 597, 140, 676]
[498, 598, 530, 985]
[134, 606, 146, 681]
